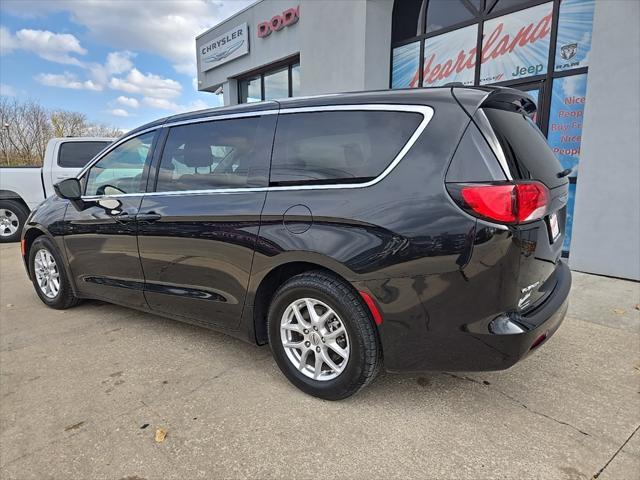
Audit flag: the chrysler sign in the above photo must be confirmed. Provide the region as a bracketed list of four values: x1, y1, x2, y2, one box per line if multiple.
[199, 23, 249, 72]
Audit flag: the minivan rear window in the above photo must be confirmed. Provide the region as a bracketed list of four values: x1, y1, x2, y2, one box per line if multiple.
[270, 110, 422, 185]
[58, 141, 111, 168]
[481, 107, 566, 188]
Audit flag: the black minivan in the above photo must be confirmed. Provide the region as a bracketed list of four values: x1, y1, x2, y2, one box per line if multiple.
[21, 87, 571, 399]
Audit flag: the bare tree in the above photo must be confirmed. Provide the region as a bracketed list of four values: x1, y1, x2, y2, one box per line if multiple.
[0, 97, 122, 166]
[50, 110, 88, 138]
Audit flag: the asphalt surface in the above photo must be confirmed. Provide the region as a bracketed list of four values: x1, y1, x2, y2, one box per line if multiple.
[0, 242, 639, 479]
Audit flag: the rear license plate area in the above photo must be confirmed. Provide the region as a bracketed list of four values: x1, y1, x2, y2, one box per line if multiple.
[548, 212, 560, 242]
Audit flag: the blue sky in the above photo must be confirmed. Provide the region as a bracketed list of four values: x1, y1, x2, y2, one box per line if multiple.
[0, 0, 253, 131]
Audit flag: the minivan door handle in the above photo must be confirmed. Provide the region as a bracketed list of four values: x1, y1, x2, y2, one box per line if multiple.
[136, 212, 162, 223]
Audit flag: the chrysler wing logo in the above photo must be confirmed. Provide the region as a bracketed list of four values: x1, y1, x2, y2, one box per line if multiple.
[203, 39, 245, 64]
[560, 43, 578, 61]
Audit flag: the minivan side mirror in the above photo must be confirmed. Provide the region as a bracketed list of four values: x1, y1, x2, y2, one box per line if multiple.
[54, 178, 82, 200]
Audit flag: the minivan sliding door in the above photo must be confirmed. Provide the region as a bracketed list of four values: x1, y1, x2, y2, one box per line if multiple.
[136, 113, 276, 330]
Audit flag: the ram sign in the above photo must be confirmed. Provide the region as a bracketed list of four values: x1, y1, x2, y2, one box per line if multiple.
[199, 23, 249, 72]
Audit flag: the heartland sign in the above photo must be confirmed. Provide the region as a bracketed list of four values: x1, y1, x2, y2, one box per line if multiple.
[405, 3, 553, 87]
[199, 23, 249, 73]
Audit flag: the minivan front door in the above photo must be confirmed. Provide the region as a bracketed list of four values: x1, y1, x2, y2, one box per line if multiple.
[64, 130, 157, 309]
[136, 113, 276, 329]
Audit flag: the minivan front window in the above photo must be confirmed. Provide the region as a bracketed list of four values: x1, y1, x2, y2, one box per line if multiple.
[84, 131, 155, 196]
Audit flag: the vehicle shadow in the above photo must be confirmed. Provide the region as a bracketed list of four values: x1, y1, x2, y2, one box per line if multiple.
[77, 299, 494, 404]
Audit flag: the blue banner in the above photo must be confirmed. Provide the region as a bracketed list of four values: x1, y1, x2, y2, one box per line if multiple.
[555, 0, 595, 71]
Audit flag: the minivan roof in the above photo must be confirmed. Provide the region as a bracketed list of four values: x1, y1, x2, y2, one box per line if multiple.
[126, 86, 510, 138]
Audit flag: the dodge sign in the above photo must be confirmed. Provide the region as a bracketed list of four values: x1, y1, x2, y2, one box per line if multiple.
[199, 23, 249, 72]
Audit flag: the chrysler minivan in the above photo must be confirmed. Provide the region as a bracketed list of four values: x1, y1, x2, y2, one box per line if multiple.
[21, 87, 571, 399]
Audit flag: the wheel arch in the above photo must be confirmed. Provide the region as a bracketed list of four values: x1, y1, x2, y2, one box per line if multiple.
[22, 226, 79, 297]
[251, 260, 366, 345]
[0, 191, 29, 213]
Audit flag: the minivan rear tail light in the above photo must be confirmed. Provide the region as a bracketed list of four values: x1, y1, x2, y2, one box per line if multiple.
[448, 181, 550, 224]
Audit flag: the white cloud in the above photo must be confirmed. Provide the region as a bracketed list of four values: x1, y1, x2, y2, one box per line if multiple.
[116, 96, 139, 108]
[35, 72, 102, 91]
[0, 27, 15, 54]
[110, 68, 182, 99]
[0, 83, 17, 96]
[0, 1, 253, 75]
[1, 27, 86, 66]
[88, 51, 135, 85]
[107, 108, 129, 117]
[142, 96, 210, 113]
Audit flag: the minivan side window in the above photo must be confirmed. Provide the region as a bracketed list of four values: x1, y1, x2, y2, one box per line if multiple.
[85, 132, 155, 196]
[270, 110, 422, 185]
[58, 141, 111, 168]
[156, 117, 265, 192]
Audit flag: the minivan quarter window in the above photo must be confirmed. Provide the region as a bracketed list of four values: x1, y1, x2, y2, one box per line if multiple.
[84, 131, 155, 196]
[270, 110, 422, 185]
[156, 116, 270, 192]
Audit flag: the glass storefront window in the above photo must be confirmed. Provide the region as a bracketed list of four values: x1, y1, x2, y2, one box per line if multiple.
[264, 67, 289, 100]
[548, 73, 588, 253]
[480, 2, 553, 84]
[548, 73, 587, 177]
[422, 24, 477, 87]
[391, 0, 424, 43]
[489, 0, 532, 14]
[391, 41, 421, 89]
[239, 76, 261, 103]
[291, 63, 300, 97]
[555, 0, 595, 71]
[238, 60, 299, 103]
[425, 0, 475, 34]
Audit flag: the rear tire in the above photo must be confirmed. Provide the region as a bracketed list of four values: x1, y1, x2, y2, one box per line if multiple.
[28, 236, 79, 309]
[267, 271, 381, 400]
[0, 200, 29, 243]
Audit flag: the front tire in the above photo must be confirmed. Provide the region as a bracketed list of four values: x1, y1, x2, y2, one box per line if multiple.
[28, 236, 79, 309]
[0, 200, 29, 243]
[268, 271, 381, 400]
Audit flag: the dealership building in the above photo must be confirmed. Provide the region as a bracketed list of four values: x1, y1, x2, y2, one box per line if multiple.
[196, 0, 639, 281]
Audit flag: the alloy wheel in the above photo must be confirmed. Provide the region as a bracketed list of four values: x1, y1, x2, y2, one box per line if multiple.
[34, 248, 60, 299]
[280, 297, 350, 381]
[0, 209, 19, 238]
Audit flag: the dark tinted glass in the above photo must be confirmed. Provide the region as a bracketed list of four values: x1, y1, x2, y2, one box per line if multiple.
[426, 0, 475, 33]
[270, 111, 422, 185]
[392, 0, 424, 43]
[490, 0, 532, 13]
[482, 107, 565, 188]
[156, 117, 266, 191]
[58, 141, 111, 168]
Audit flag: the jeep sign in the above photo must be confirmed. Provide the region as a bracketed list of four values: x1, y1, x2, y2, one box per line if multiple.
[199, 23, 249, 72]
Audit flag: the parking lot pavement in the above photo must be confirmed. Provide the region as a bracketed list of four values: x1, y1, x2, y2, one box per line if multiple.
[0, 243, 638, 480]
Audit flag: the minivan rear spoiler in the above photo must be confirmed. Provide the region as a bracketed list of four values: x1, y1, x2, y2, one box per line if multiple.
[451, 86, 537, 118]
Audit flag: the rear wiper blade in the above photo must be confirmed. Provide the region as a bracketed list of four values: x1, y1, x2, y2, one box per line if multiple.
[557, 168, 572, 178]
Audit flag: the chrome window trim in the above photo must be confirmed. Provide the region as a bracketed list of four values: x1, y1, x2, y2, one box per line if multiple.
[77, 126, 162, 179]
[474, 109, 513, 181]
[79, 103, 434, 200]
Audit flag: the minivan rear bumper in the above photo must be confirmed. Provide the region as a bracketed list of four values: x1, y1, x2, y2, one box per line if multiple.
[366, 260, 571, 373]
[477, 259, 571, 369]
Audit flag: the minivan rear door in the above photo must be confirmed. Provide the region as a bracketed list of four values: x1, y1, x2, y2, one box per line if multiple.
[136, 110, 277, 330]
[474, 96, 568, 311]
